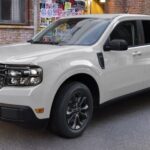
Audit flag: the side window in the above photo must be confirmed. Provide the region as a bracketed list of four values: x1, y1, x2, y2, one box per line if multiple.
[110, 21, 139, 47]
[142, 21, 150, 44]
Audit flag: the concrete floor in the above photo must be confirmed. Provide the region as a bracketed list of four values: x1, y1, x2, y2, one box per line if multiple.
[1, 91, 150, 150]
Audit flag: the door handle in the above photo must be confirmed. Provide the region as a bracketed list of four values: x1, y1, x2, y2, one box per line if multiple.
[132, 51, 142, 56]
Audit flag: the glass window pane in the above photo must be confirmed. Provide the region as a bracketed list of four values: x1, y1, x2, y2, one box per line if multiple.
[0, 0, 26, 24]
[110, 21, 139, 47]
[142, 21, 150, 44]
[1, 0, 11, 20]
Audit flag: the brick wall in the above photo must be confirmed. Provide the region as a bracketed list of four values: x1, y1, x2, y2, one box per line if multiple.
[105, 0, 150, 15]
[0, 28, 34, 44]
[143, 0, 150, 14]
[125, 0, 144, 14]
[105, 0, 125, 13]
[0, 0, 34, 44]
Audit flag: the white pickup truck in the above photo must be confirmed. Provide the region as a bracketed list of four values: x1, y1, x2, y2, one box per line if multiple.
[0, 14, 150, 138]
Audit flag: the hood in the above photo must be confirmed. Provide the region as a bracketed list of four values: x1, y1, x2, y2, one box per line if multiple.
[0, 43, 82, 64]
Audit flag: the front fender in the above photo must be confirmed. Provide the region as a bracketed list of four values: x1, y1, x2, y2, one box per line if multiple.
[47, 63, 102, 116]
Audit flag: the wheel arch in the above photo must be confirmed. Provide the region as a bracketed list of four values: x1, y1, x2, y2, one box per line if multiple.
[50, 73, 100, 118]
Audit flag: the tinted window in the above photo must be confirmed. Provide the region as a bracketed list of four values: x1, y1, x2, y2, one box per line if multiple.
[1, 0, 11, 20]
[110, 21, 139, 47]
[0, 0, 27, 24]
[142, 21, 150, 44]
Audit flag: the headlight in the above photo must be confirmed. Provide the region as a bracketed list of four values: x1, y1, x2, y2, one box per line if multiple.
[5, 65, 43, 86]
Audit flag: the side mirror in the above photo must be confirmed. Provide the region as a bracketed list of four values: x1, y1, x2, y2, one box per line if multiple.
[104, 39, 128, 51]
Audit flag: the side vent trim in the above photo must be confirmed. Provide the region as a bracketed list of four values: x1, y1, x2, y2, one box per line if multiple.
[97, 53, 105, 69]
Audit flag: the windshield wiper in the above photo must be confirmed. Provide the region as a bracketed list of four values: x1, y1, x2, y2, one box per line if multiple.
[48, 41, 59, 45]
[27, 40, 60, 45]
[28, 41, 43, 44]
[27, 39, 33, 43]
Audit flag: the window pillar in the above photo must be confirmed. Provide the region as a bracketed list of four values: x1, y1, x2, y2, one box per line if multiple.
[33, 0, 38, 35]
[11, 0, 20, 22]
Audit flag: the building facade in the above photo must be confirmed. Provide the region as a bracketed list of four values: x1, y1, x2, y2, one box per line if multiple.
[105, 0, 150, 14]
[0, 0, 34, 44]
[0, 0, 150, 44]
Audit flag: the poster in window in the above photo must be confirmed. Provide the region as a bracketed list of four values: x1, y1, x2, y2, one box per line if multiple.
[40, 0, 86, 27]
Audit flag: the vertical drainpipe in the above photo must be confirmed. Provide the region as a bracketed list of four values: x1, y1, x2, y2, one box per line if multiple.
[90, 0, 92, 14]
[33, 0, 38, 35]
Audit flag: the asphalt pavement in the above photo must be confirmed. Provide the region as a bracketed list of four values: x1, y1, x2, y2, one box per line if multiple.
[0, 91, 150, 150]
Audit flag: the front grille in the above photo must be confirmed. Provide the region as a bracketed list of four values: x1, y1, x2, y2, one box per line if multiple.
[0, 64, 7, 88]
[0, 64, 6, 75]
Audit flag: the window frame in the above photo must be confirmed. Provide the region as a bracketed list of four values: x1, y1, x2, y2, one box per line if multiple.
[0, 0, 29, 25]
[104, 20, 143, 49]
[140, 20, 150, 46]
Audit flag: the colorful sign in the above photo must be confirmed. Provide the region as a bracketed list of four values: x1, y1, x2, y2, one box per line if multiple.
[64, 2, 71, 10]
[40, 0, 86, 27]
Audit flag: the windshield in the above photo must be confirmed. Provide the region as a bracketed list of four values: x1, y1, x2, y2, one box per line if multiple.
[31, 18, 110, 46]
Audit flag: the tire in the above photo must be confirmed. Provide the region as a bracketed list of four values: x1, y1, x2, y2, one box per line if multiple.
[51, 81, 93, 138]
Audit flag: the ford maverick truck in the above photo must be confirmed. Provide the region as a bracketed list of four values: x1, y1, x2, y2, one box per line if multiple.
[0, 14, 150, 138]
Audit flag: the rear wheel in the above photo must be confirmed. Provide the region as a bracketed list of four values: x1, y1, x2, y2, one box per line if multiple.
[51, 82, 93, 138]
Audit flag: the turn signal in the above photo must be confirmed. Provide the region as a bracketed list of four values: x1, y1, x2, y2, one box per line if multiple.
[35, 108, 44, 113]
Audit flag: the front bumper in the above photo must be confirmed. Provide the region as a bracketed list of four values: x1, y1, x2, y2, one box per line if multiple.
[0, 86, 52, 119]
[0, 103, 48, 128]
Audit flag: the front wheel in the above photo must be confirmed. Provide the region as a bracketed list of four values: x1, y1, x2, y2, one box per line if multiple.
[51, 82, 93, 138]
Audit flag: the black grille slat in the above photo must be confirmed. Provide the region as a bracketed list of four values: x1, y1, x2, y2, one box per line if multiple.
[0, 64, 7, 88]
[0, 69, 7, 76]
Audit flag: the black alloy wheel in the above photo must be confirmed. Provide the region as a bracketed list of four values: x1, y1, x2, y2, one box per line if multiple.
[51, 82, 93, 138]
[66, 92, 89, 130]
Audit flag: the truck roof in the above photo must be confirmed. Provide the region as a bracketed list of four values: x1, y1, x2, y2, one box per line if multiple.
[62, 14, 150, 20]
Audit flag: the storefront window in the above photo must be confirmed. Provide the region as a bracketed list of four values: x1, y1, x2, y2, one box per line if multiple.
[40, 0, 87, 27]
[0, 0, 28, 24]
[39, 0, 104, 27]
